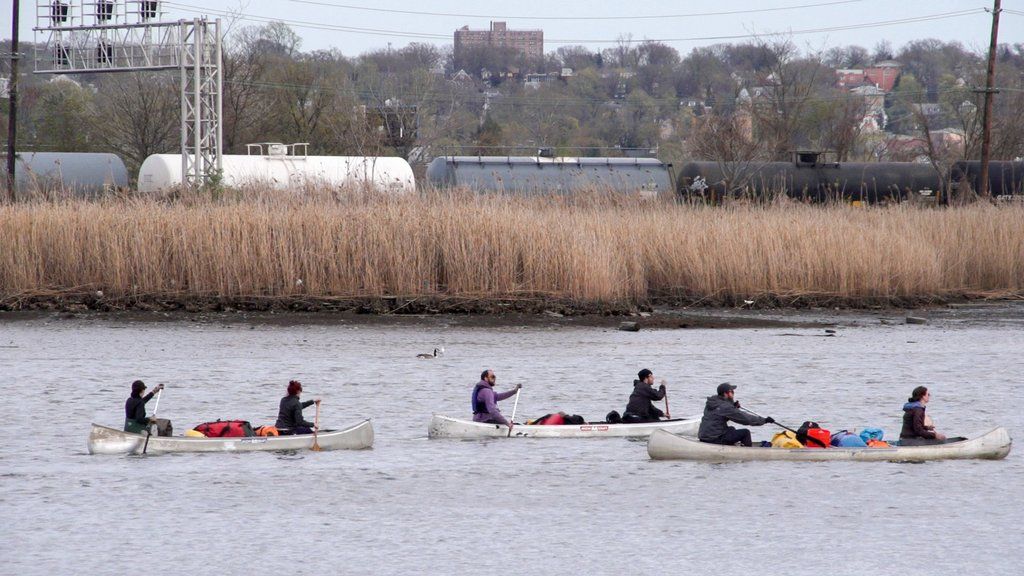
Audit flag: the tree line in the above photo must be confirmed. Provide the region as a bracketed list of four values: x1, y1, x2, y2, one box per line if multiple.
[2, 22, 1024, 179]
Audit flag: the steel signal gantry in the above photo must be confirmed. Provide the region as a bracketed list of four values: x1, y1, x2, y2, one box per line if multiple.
[32, 1, 222, 188]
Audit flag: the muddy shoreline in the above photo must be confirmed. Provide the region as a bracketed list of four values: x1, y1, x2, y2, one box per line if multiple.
[2, 293, 1020, 330]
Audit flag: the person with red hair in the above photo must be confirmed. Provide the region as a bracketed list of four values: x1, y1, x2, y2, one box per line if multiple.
[275, 380, 320, 434]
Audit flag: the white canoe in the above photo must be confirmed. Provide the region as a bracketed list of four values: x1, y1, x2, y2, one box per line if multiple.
[428, 414, 700, 439]
[87, 419, 374, 455]
[647, 426, 1011, 462]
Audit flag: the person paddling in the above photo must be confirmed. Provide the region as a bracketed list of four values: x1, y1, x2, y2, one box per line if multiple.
[697, 383, 773, 447]
[622, 369, 666, 423]
[275, 380, 320, 435]
[472, 370, 521, 431]
[124, 380, 164, 433]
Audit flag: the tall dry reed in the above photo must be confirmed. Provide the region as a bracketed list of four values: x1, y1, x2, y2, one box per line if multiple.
[1, 190, 1022, 307]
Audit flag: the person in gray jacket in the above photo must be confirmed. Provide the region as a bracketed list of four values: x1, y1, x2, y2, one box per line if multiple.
[697, 383, 773, 447]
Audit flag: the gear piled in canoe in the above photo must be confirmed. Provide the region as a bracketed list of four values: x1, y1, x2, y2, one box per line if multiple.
[770, 426, 891, 449]
[187, 420, 282, 437]
[190, 420, 255, 438]
[525, 413, 586, 425]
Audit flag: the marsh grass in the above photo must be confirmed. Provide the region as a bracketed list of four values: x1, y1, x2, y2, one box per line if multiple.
[1, 188, 1022, 309]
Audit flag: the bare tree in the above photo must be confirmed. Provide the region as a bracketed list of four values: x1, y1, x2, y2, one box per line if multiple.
[221, 25, 275, 152]
[808, 93, 867, 161]
[91, 73, 180, 173]
[747, 39, 830, 160]
[687, 111, 771, 199]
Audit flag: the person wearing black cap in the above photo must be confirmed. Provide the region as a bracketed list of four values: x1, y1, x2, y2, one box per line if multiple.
[697, 383, 773, 447]
[622, 369, 667, 423]
[124, 380, 164, 433]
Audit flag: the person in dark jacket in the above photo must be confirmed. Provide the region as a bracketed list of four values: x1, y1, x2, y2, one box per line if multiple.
[697, 383, 773, 447]
[900, 386, 949, 445]
[124, 380, 164, 433]
[622, 369, 666, 423]
[275, 380, 320, 434]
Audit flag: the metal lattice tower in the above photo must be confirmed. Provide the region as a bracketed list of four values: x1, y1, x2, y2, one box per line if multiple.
[32, 1, 222, 187]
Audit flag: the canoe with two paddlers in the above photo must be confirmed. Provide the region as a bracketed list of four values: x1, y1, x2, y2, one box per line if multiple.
[87, 419, 374, 455]
[646, 426, 1011, 462]
[428, 414, 700, 439]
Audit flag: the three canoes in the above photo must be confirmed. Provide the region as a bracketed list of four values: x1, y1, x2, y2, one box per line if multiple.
[428, 414, 701, 439]
[646, 426, 1012, 462]
[87, 416, 1013, 461]
[87, 419, 374, 455]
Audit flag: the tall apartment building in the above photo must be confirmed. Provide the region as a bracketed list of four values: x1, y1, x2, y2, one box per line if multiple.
[454, 21, 544, 61]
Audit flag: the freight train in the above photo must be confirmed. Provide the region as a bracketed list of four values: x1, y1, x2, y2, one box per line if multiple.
[677, 151, 1024, 203]
[9, 146, 1022, 203]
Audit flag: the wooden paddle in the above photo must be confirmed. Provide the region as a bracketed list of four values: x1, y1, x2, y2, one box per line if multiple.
[506, 388, 521, 438]
[311, 400, 322, 451]
[142, 388, 163, 455]
[661, 379, 671, 419]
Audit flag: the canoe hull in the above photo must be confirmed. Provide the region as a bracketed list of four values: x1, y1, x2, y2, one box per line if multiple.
[428, 414, 700, 439]
[88, 419, 374, 454]
[647, 427, 1012, 462]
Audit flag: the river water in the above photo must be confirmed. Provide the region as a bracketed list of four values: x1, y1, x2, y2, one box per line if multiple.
[1, 305, 1021, 575]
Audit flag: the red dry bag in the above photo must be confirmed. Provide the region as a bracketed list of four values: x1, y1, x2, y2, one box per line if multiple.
[193, 420, 255, 438]
[804, 427, 831, 449]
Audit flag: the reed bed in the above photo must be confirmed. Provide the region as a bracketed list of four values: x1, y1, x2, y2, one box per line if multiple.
[1, 190, 1022, 310]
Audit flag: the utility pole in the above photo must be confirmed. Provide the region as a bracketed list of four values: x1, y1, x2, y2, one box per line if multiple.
[978, 0, 1001, 199]
[5, 0, 18, 202]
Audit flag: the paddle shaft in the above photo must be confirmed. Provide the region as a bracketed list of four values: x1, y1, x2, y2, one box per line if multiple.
[663, 384, 670, 419]
[506, 388, 521, 438]
[740, 406, 827, 447]
[312, 401, 321, 451]
[142, 389, 162, 455]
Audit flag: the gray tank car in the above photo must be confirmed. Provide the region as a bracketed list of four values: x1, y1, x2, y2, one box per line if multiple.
[425, 156, 674, 196]
[3, 152, 129, 198]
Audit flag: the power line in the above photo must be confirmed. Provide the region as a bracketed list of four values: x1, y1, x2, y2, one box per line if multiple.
[287, 0, 864, 21]
[548, 10, 988, 44]
[164, 2, 450, 40]
[164, 2, 985, 45]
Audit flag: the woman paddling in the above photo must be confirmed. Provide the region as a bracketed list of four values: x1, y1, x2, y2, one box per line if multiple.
[275, 380, 320, 434]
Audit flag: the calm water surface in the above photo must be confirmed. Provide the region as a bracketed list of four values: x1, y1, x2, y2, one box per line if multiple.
[1, 307, 1021, 575]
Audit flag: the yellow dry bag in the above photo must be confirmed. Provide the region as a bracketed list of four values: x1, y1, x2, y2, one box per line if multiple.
[771, 430, 803, 448]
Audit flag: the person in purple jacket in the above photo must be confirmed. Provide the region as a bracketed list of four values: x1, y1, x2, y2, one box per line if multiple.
[471, 369, 522, 430]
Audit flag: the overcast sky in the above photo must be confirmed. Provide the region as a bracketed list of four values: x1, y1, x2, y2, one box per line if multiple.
[5, 0, 1024, 58]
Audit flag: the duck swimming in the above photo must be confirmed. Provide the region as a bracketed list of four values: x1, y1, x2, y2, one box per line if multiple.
[417, 347, 444, 359]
